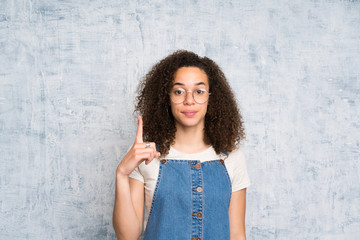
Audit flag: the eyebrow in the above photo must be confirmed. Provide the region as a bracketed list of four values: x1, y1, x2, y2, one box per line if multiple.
[172, 82, 206, 87]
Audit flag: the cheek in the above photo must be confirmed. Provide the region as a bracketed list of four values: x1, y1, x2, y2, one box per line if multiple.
[202, 104, 209, 114]
[170, 103, 177, 116]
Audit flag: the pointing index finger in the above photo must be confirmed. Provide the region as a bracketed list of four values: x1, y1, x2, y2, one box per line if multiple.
[136, 115, 143, 143]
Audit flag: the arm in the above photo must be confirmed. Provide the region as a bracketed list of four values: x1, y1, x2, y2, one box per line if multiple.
[113, 116, 160, 240]
[113, 175, 144, 240]
[229, 188, 247, 240]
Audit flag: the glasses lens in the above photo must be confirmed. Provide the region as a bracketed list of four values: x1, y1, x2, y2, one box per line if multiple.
[170, 88, 185, 103]
[193, 89, 209, 104]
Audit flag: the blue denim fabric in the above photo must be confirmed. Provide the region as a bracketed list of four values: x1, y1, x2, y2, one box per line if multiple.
[143, 159, 232, 240]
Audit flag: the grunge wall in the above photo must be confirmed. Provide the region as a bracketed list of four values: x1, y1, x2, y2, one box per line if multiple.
[0, 0, 359, 239]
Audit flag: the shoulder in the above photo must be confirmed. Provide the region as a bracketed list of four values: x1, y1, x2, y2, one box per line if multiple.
[138, 157, 160, 174]
[223, 148, 248, 176]
[224, 147, 251, 191]
[224, 148, 246, 165]
[129, 157, 161, 183]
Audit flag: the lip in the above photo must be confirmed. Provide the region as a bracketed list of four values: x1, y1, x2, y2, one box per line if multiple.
[182, 111, 197, 117]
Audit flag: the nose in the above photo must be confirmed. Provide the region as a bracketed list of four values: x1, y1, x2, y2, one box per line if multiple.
[183, 91, 195, 105]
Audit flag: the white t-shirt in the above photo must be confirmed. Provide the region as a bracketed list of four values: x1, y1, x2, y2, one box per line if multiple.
[129, 146, 251, 228]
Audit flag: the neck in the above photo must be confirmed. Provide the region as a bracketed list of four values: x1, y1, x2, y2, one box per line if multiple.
[172, 123, 210, 154]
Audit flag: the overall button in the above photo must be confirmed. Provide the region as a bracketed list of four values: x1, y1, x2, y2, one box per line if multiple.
[219, 159, 225, 164]
[160, 159, 167, 164]
[193, 187, 203, 192]
[191, 238, 201, 240]
[190, 164, 201, 169]
[193, 212, 203, 218]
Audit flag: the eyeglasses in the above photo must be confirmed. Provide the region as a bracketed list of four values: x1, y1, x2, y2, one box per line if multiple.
[170, 87, 210, 104]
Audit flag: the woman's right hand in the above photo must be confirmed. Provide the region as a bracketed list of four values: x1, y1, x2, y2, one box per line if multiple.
[116, 115, 160, 177]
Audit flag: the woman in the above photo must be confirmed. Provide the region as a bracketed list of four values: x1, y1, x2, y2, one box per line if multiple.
[113, 50, 250, 240]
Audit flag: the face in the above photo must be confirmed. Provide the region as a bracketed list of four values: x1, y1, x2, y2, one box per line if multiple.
[170, 67, 209, 130]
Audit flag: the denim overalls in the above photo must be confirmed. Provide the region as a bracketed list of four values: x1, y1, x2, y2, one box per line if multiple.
[143, 158, 232, 240]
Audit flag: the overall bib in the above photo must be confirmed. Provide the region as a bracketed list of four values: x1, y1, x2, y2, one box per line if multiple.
[143, 158, 232, 240]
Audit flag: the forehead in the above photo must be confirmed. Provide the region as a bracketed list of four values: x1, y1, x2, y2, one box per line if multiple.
[173, 67, 208, 86]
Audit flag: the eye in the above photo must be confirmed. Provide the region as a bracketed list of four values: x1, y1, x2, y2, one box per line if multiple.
[173, 88, 185, 95]
[195, 89, 206, 95]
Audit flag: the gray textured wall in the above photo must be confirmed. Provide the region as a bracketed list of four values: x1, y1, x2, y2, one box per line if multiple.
[0, 0, 359, 239]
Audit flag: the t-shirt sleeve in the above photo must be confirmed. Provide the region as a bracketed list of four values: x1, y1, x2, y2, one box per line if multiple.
[226, 148, 251, 192]
[129, 165, 145, 183]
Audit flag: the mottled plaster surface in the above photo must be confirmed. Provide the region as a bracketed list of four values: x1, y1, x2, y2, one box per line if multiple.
[0, 0, 359, 239]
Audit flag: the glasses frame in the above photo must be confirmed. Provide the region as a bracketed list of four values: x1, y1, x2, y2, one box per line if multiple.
[169, 88, 211, 104]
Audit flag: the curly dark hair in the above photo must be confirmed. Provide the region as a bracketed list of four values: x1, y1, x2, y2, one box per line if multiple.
[135, 50, 245, 156]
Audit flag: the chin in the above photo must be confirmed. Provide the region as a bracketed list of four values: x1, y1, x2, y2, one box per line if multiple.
[176, 117, 204, 128]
